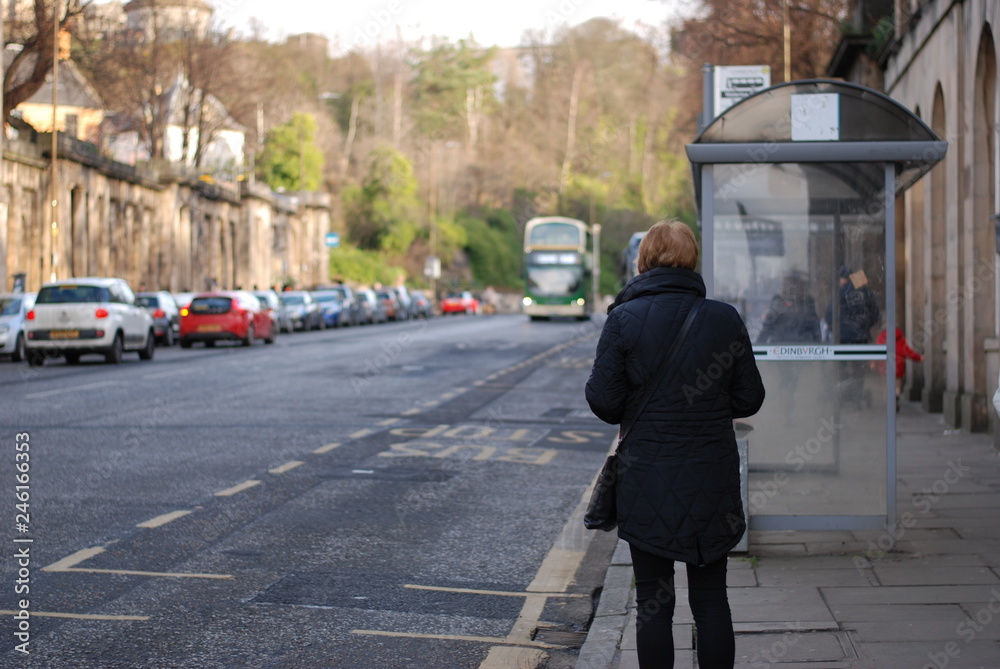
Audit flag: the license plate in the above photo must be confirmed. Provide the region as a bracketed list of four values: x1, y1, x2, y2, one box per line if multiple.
[49, 330, 80, 339]
[198, 324, 222, 332]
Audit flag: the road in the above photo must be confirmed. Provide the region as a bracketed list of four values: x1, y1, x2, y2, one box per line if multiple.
[0, 314, 618, 668]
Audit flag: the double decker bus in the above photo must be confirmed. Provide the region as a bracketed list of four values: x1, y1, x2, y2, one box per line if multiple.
[521, 216, 593, 321]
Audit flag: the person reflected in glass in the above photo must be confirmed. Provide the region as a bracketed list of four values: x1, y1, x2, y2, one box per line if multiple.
[586, 220, 766, 669]
[757, 272, 821, 344]
[824, 266, 880, 344]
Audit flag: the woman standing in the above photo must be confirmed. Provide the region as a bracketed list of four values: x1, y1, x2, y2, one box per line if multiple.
[586, 220, 765, 668]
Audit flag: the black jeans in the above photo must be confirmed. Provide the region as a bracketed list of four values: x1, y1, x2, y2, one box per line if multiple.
[629, 543, 735, 669]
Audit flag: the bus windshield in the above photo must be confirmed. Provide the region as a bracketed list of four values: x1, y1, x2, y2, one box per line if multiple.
[528, 222, 583, 249]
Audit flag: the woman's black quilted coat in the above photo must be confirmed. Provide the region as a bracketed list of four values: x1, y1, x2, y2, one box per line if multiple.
[586, 267, 765, 565]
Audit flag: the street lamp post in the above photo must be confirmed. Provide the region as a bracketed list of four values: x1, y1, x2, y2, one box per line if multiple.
[49, 1, 61, 282]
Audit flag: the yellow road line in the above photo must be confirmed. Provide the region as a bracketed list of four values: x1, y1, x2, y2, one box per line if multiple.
[137, 510, 192, 529]
[404, 584, 586, 599]
[350, 428, 374, 439]
[351, 629, 559, 649]
[268, 460, 304, 475]
[55, 567, 232, 580]
[313, 442, 341, 454]
[401, 408, 422, 416]
[0, 610, 149, 622]
[215, 479, 261, 497]
[44, 546, 231, 579]
[44, 546, 105, 571]
[378, 418, 401, 426]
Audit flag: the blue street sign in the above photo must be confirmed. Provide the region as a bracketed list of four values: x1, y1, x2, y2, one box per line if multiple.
[325, 232, 340, 248]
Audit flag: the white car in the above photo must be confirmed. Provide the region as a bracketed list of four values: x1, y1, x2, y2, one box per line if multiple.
[0, 292, 36, 362]
[25, 278, 155, 366]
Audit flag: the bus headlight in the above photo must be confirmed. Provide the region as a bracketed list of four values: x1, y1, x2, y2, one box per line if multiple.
[576, 298, 586, 306]
[522, 297, 534, 306]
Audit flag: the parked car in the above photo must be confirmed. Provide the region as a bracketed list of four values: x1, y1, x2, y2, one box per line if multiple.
[24, 278, 156, 365]
[253, 289, 293, 334]
[391, 285, 413, 320]
[356, 288, 386, 324]
[279, 291, 324, 331]
[172, 292, 196, 311]
[376, 290, 402, 321]
[136, 291, 180, 346]
[408, 290, 434, 319]
[328, 284, 362, 326]
[179, 291, 275, 348]
[312, 290, 344, 328]
[0, 292, 36, 362]
[440, 291, 481, 315]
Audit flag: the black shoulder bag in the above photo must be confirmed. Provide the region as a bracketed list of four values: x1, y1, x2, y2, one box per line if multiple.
[584, 298, 704, 531]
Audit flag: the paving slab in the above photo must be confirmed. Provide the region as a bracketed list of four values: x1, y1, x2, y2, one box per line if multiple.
[828, 603, 970, 623]
[862, 639, 1000, 668]
[871, 565, 1000, 586]
[727, 587, 834, 623]
[821, 585, 1000, 606]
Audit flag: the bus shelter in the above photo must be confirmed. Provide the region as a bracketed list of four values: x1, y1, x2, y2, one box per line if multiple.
[686, 80, 946, 532]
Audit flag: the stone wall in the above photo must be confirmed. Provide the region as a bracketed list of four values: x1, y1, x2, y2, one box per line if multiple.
[1, 132, 331, 294]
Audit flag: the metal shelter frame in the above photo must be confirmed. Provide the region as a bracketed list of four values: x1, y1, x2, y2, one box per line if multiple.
[687, 80, 947, 533]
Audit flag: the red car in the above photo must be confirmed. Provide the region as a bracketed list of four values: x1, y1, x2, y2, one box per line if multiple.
[179, 291, 276, 348]
[440, 291, 481, 315]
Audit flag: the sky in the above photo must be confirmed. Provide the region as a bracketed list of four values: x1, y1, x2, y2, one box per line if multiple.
[210, 0, 688, 53]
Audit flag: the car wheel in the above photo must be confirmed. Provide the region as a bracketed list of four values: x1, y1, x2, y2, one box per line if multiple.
[64, 352, 81, 365]
[139, 330, 155, 360]
[265, 325, 277, 344]
[27, 350, 44, 367]
[205, 340, 216, 348]
[12, 333, 25, 362]
[180, 338, 193, 349]
[105, 332, 124, 364]
[243, 323, 255, 346]
[162, 328, 174, 347]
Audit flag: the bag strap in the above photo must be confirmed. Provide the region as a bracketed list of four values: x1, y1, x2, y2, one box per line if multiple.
[618, 297, 704, 447]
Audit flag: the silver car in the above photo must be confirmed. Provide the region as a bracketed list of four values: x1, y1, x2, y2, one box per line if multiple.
[0, 292, 36, 362]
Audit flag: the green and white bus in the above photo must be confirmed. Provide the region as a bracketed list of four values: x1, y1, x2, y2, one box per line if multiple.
[521, 216, 593, 321]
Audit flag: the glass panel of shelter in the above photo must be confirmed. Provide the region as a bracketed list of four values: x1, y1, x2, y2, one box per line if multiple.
[712, 162, 888, 517]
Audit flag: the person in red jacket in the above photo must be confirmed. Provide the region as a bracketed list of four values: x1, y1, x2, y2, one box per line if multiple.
[876, 327, 923, 411]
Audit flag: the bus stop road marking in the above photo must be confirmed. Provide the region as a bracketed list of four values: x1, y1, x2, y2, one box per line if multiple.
[0, 610, 149, 621]
[137, 510, 192, 528]
[215, 479, 261, 497]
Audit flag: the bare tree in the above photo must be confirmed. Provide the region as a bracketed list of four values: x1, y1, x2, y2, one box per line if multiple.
[3, 0, 89, 121]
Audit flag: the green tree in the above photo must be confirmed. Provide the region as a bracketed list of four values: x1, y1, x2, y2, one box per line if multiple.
[342, 145, 424, 256]
[258, 112, 324, 191]
[458, 209, 521, 288]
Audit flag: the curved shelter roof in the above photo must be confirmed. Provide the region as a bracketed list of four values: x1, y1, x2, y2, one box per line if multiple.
[686, 79, 946, 199]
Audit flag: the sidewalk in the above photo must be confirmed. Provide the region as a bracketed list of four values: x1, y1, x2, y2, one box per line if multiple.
[576, 402, 1000, 668]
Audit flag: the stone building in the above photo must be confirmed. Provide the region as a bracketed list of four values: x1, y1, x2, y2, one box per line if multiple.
[832, 0, 1000, 435]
